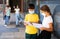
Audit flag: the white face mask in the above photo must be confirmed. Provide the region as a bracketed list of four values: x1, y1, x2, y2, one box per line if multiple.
[40, 10, 46, 17]
[41, 13, 46, 17]
[29, 10, 34, 14]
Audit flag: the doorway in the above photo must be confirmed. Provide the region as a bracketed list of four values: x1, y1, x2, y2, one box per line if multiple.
[9, 0, 21, 12]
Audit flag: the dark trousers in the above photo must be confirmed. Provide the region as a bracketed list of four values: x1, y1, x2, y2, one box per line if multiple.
[37, 30, 51, 39]
[25, 33, 37, 39]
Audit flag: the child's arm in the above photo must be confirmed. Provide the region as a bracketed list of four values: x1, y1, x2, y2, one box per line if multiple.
[24, 15, 28, 26]
[39, 23, 53, 32]
[24, 22, 28, 26]
[9, 7, 11, 10]
[24, 21, 29, 26]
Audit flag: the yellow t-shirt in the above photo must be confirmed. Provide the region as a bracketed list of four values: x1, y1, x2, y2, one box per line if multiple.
[24, 13, 39, 34]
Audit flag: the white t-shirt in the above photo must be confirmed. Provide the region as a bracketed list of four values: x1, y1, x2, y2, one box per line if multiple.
[42, 16, 53, 28]
[15, 8, 20, 14]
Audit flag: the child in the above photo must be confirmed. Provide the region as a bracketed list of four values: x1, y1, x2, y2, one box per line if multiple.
[14, 5, 21, 27]
[24, 4, 39, 39]
[4, 5, 11, 26]
[38, 5, 53, 39]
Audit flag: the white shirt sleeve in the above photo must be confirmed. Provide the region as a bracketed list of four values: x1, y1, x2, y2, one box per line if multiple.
[15, 9, 20, 11]
[42, 16, 53, 28]
[47, 16, 53, 23]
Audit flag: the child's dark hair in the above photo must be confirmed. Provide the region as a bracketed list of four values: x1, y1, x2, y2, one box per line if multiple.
[40, 5, 51, 15]
[28, 4, 35, 9]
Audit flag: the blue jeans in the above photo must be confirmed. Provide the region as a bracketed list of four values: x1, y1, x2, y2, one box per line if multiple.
[5, 16, 10, 25]
[15, 14, 20, 25]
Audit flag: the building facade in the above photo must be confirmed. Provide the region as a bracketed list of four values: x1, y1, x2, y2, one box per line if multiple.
[0, 0, 36, 13]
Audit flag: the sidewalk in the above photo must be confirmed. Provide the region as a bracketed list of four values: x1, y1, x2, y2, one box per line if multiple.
[0, 13, 25, 39]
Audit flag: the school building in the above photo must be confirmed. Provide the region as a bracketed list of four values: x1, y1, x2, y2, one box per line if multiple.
[0, 0, 37, 13]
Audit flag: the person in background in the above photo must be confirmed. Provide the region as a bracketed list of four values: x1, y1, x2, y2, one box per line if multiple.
[4, 5, 11, 26]
[24, 4, 39, 39]
[14, 5, 21, 27]
[37, 5, 53, 39]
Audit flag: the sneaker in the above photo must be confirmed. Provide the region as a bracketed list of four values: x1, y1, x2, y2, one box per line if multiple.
[19, 21, 22, 23]
[4, 25, 7, 27]
[8, 22, 10, 25]
[19, 19, 23, 23]
[16, 25, 20, 27]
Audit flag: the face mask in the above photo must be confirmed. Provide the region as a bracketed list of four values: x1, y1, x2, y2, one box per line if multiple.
[41, 13, 46, 17]
[29, 10, 34, 14]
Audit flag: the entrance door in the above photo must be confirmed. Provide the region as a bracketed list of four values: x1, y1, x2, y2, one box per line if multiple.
[9, 0, 21, 12]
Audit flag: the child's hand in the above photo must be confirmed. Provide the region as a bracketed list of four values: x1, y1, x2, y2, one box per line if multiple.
[39, 27, 45, 31]
[24, 21, 33, 26]
[24, 22, 28, 26]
